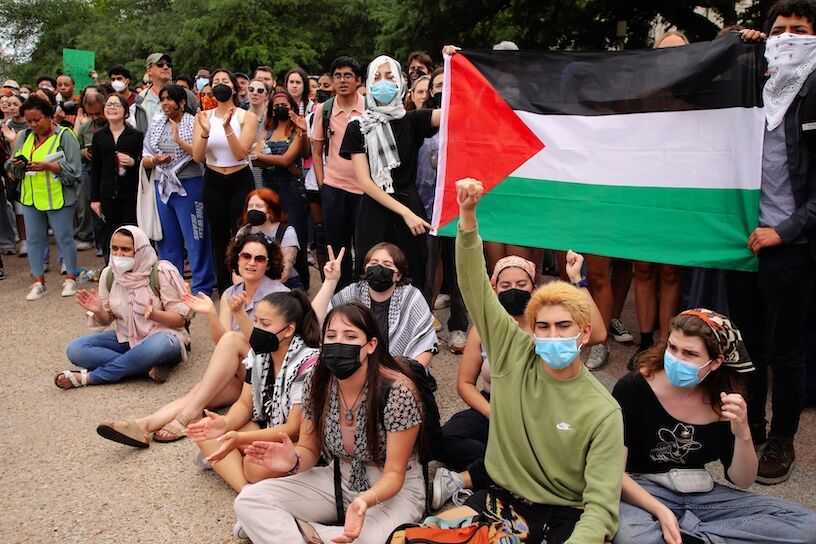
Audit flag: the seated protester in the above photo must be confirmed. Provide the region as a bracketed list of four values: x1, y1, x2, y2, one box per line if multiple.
[613, 308, 816, 544]
[444, 178, 621, 544]
[57, 226, 191, 389]
[143, 84, 216, 297]
[184, 291, 320, 492]
[235, 188, 302, 289]
[234, 301, 425, 543]
[183, 233, 289, 346]
[340, 55, 443, 292]
[434, 254, 540, 509]
[313, 241, 437, 366]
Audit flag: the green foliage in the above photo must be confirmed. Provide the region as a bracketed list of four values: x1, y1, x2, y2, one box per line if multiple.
[0, 0, 773, 87]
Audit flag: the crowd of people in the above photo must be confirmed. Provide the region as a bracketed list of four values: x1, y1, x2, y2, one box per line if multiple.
[3, 0, 816, 542]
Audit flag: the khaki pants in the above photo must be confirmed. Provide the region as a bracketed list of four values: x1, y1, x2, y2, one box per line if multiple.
[234, 458, 425, 544]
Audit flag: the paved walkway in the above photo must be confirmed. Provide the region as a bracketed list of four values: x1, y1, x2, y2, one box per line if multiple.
[1, 247, 814, 543]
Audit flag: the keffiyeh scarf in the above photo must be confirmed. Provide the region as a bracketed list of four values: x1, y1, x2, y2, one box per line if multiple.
[144, 112, 196, 203]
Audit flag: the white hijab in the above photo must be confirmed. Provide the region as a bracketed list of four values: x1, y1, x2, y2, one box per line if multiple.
[358, 55, 407, 193]
[763, 32, 816, 131]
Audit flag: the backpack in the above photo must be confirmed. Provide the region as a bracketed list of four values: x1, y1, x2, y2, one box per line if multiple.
[105, 262, 161, 296]
[320, 96, 368, 158]
[385, 514, 522, 544]
[333, 357, 443, 523]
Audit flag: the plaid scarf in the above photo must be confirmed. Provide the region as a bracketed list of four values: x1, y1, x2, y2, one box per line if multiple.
[144, 112, 196, 204]
[359, 55, 407, 194]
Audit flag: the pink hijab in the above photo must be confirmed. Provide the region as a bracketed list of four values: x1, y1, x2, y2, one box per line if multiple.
[109, 225, 188, 347]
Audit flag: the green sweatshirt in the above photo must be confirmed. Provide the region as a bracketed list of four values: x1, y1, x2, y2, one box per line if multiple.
[456, 226, 624, 544]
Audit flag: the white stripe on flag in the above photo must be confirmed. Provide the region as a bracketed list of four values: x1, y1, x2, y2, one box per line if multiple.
[512, 107, 764, 190]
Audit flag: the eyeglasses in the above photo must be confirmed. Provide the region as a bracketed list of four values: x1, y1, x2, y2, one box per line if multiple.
[239, 252, 268, 263]
[332, 73, 357, 81]
[154, 61, 172, 69]
[247, 86, 267, 94]
[105, 103, 124, 109]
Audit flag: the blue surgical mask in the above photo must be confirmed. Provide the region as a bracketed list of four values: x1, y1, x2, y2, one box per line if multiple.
[195, 78, 210, 91]
[370, 80, 399, 105]
[663, 351, 712, 388]
[534, 333, 582, 370]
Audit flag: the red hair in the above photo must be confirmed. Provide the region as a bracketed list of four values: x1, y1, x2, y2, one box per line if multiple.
[239, 188, 287, 226]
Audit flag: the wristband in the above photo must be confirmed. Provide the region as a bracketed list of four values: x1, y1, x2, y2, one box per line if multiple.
[571, 277, 589, 289]
[287, 453, 301, 474]
[366, 489, 380, 505]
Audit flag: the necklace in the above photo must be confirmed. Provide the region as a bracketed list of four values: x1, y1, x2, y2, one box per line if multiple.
[338, 380, 366, 423]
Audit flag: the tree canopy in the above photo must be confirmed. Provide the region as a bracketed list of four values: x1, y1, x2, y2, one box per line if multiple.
[0, 0, 776, 85]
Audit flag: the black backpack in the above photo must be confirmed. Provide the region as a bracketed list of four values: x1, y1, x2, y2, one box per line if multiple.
[333, 357, 443, 523]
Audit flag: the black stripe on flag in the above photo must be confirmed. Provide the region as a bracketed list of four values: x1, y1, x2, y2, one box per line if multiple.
[463, 33, 764, 116]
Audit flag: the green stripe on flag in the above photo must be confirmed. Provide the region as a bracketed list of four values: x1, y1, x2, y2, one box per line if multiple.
[438, 176, 759, 272]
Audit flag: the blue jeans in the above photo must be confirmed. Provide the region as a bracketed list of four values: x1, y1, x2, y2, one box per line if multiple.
[155, 176, 216, 296]
[65, 330, 182, 384]
[320, 184, 361, 290]
[21, 203, 76, 277]
[614, 476, 816, 544]
[263, 173, 309, 289]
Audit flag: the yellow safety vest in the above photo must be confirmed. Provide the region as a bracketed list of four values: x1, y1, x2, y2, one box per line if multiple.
[19, 127, 72, 211]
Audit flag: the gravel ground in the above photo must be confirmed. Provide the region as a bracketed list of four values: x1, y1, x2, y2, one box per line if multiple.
[2, 246, 814, 543]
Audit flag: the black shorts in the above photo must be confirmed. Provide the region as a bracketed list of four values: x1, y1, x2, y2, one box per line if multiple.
[463, 485, 582, 544]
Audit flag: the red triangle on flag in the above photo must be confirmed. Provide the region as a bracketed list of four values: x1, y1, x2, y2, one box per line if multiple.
[436, 54, 545, 229]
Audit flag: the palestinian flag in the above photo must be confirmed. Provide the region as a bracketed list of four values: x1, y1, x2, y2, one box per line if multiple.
[432, 34, 765, 271]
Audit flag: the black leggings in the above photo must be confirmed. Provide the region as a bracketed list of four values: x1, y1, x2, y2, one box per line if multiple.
[203, 167, 253, 292]
[439, 391, 492, 490]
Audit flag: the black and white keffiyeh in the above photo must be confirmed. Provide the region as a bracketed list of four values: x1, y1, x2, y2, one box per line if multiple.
[359, 55, 407, 194]
[763, 33, 816, 131]
[143, 112, 196, 203]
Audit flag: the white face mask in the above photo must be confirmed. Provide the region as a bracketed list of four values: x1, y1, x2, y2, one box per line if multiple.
[111, 80, 127, 92]
[111, 255, 135, 272]
[19, 93, 29, 101]
[763, 32, 816, 130]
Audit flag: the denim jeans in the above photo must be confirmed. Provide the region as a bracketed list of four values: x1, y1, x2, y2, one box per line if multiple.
[263, 172, 309, 290]
[21, 203, 76, 277]
[155, 176, 216, 296]
[614, 476, 816, 544]
[65, 330, 182, 384]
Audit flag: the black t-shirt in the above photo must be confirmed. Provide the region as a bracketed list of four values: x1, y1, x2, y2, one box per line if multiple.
[370, 298, 391, 349]
[339, 109, 435, 200]
[612, 372, 734, 474]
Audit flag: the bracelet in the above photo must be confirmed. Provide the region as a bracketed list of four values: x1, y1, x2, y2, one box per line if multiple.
[225, 130, 234, 137]
[287, 453, 301, 474]
[366, 489, 380, 505]
[201, 133, 209, 139]
[570, 277, 589, 289]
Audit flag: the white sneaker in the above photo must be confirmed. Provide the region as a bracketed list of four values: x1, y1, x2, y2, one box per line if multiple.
[26, 282, 47, 301]
[585, 343, 610, 370]
[61, 279, 77, 297]
[75, 240, 94, 251]
[433, 294, 451, 310]
[17, 240, 27, 257]
[233, 521, 248, 539]
[194, 451, 213, 470]
[610, 319, 634, 343]
[431, 468, 472, 510]
[449, 330, 467, 354]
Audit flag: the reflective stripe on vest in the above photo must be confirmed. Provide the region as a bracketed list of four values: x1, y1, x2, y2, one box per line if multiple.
[19, 127, 67, 211]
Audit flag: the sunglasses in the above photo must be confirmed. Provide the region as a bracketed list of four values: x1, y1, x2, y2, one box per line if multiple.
[239, 252, 268, 264]
[154, 61, 172, 68]
[247, 86, 267, 94]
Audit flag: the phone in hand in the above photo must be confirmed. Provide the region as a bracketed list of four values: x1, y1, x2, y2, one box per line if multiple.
[14, 154, 28, 165]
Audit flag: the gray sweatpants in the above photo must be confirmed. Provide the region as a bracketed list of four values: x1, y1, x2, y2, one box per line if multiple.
[234, 458, 425, 544]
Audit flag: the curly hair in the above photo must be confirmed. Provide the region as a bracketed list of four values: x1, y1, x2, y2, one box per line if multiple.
[226, 233, 284, 280]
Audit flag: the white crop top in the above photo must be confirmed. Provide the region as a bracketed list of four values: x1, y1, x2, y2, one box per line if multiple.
[205, 109, 249, 167]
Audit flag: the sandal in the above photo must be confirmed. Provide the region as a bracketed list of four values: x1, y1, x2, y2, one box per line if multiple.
[96, 420, 150, 448]
[54, 369, 89, 389]
[153, 412, 198, 443]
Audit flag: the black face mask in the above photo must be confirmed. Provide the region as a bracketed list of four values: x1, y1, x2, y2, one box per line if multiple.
[212, 84, 233, 102]
[498, 288, 532, 316]
[273, 106, 290, 121]
[316, 89, 332, 103]
[365, 264, 395, 292]
[249, 325, 288, 354]
[321, 342, 363, 380]
[247, 209, 267, 226]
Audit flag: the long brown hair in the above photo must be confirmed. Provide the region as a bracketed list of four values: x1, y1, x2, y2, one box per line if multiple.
[638, 313, 745, 414]
[308, 301, 417, 460]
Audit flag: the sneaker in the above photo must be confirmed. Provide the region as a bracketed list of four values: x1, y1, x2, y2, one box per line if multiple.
[307, 250, 318, 267]
[43, 262, 50, 273]
[433, 294, 451, 310]
[75, 240, 94, 251]
[585, 343, 610, 370]
[148, 365, 171, 383]
[756, 435, 795, 485]
[433, 318, 442, 332]
[61, 279, 77, 297]
[449, 330, 467, 354]
[233, 521, 248, 540]
[431, 468, 473, 510]
[194, 451, 213, 470]
[60, 261, 67, 275]
[627, 343, 651, 371]
[17, 240, 27, 257]
[95, 247, 104, 257]
[609, 319, 634, 343]
[26, 282, 47, 301]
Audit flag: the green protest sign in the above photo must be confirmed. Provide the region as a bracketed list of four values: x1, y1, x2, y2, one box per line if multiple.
[62, 48, 95, 90]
